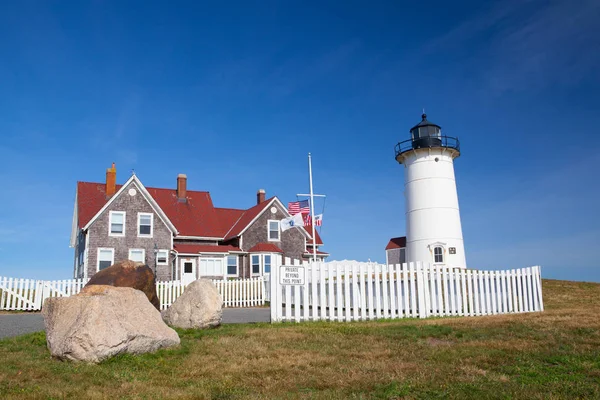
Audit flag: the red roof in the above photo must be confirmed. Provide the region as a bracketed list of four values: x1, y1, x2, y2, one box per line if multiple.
[305, 226, 324, 245]
[174, 244, 242, 254]
[76, 179, 325, 249]
[386, 237, 406, 250]
[224, 199, 274, 240]
[146, 186, 223, 237]
[248, 243, 284, 253]
[77, 182, 122, 229]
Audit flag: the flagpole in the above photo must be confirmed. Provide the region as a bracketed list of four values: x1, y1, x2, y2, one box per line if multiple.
[308, 153, 317, 263]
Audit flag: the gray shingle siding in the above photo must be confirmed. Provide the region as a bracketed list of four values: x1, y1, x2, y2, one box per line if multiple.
[85, 181, 174, 280]
[241, 202, 306, 260]
[386, 248, 405, 265]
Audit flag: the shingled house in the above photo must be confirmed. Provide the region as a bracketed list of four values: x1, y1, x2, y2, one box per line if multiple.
[70, 164, 328, 283]
[385, 236, 406, 266]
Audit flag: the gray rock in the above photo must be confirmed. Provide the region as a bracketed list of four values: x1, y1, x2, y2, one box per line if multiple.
[42, 285, 180, 363]
[162, 279, 222, 329]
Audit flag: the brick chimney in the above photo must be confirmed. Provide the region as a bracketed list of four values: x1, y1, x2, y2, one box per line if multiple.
[106, 163, 116, 197]
[177, 174, 187, 201]
[257, 189, 266, 204]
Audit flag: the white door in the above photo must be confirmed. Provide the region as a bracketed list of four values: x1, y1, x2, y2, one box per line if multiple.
[181, 259, 197, 286]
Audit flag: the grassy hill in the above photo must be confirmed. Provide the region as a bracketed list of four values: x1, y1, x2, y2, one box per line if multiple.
[1, 279, 599, 399]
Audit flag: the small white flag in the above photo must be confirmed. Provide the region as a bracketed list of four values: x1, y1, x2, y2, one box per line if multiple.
[280, 213, 304, 232]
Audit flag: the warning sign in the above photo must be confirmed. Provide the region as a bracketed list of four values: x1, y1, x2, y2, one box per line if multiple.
[279, 266, 305, 285]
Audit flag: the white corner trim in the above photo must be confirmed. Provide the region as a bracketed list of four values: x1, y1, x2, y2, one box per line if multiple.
[69, 190, 78, 248]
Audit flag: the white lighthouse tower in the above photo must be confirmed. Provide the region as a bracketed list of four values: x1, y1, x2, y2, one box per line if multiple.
[395, 113, 466, 268]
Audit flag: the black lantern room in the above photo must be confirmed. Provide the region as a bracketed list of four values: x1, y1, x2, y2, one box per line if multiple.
[410, 113, 442, 149]
[395, 113, 460, 162]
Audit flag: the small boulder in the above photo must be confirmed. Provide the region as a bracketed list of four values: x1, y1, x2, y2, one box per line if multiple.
[43, 285, 180, 363]
[162, 279, 223, 329]
[85, 260, 160, 310]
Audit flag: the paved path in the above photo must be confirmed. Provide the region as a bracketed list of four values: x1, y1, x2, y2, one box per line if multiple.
[0, 314, 44, 340]
[0, 308, 271, 340]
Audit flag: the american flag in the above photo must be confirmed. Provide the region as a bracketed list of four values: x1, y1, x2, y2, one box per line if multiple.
[288, 200, 309, 215]
[303, 214, 323, 226]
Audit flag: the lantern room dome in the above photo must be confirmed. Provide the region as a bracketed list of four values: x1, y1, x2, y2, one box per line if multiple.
[395, 113, 460, 163]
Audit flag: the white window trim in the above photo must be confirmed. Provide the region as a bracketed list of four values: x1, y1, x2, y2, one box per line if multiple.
[267, 219, 280, 242]
[226, 255, 238, 277]
[129, 248, 146, 264]
[109, 211, 126, 237]
[198, 257, 226, 278]
[156, 249, 168, 265]
[262, 253, 273, 275]
[97, 248, 115, 272]
[428, 242, 446, 265]
[137, 212, 154, 238]
[250, 253, 274, 276]
[251, 254, 261, 276]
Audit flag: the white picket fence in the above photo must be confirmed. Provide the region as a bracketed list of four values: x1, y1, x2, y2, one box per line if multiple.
[0, 277, 89, 311]
[0, 276, 267, 311]
[156, 277, 267, 310]
[270, 259, 544, 322]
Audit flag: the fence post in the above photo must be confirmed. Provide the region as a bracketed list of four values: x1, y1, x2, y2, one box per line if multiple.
[270, 254, 279, 322]
[416, 262, 427, 318]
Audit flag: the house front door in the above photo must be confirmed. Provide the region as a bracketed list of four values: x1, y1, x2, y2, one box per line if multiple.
[181, 259, 197, 286]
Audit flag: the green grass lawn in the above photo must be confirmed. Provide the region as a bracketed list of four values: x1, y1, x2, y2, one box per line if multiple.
[1, 279, 600, 399]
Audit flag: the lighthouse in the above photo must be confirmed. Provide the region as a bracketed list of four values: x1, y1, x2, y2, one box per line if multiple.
[394, 113, 466, 268]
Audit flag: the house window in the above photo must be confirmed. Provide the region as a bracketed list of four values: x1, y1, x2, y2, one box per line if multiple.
[251, 254, 274, 275]
[138, 213, 153, 237]
[434, 246, 444, 263]
[97, 248, 114, 271]
[227, 255, 238, 276]
[109, 211, 125, 236]
[199, 258, 224, 276]
[268, 220, 280, 241]
[251, 255, 261, 275]
[156, 250, 168, 265]
[129, 248, 145, 264]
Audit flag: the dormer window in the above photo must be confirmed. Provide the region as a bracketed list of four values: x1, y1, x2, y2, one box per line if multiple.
[138, 213, 153, 237]
[109, 211, 125, 236]
[268, 220, 280, 241]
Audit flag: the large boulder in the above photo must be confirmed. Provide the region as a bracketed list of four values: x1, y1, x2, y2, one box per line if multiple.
[162, 279, 223, 329]
[85, 260, 160, 310]
[42, 285, 180, 363]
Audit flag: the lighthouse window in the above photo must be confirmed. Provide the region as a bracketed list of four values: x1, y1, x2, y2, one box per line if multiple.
[434, 247, 444, 263]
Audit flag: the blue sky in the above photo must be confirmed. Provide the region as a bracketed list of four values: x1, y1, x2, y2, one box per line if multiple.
[0, 1, 599, 281]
